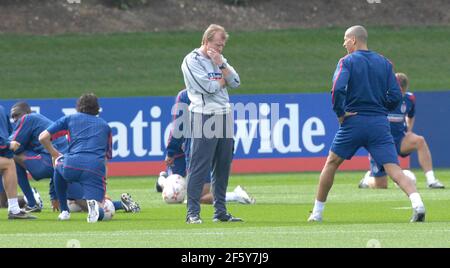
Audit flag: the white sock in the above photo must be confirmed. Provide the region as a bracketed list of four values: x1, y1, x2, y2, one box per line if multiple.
[409, 192, 425, 211]
[425, 171, 436, 184]
[226, 192, 238, 202]
[8, 198, 21, 214]
[312, 199, 325, 216]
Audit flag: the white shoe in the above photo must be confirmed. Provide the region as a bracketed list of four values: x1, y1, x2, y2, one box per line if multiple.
[23, 187, 44, 209]
[427, 180, 445, 189]
[358, 178, 370, 189]
[58, 211, 71, 221]
[156, 171, 168, 192]
[234, 185, 256, 204]
[307, 213, 322, 222]
[410, 206, 426, 222]
[87, 200, 99, 223]
[32, 187, 44, 209]
[120, 193, 140, 213]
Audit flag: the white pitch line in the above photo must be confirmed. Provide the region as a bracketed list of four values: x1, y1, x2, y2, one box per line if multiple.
[1, 228, 450, 238]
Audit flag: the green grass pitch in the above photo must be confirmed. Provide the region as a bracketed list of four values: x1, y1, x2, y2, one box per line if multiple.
[1, 27, 450, 99]
[1, 169, 449, 248]
[1, 26, 449, 248]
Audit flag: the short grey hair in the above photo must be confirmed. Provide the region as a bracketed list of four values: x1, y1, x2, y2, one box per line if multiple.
[345, 25, 368, 44]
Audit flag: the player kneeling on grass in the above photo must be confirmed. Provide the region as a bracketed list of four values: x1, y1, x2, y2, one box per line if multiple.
[39, 93, 113, 223]
[8, 101, 69, 212]
[0, 105, 36, 219]
[359, 169, 419, 189]
[51, 181, 140, 214]
[358, 73, 444, 189]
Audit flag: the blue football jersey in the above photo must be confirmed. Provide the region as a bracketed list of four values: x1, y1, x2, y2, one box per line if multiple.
[11, 113, 68, 154]
[47, 112, 112, 169]
[331, 50, 402, 117]
[0, 105, 12, 152]
[387, 92, 416, 140]
[166, 89, 190, 158]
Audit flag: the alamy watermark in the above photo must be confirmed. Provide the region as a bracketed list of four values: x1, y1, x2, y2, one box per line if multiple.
[169, 102, 281, 140]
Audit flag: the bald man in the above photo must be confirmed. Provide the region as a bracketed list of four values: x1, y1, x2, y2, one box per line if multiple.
[308, 25, 426, 222]
[359, 73, 445, 189]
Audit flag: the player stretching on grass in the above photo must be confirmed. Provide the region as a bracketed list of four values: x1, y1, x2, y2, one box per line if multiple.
[8, 101, 68, 212]
[308, 25, 426, 223]
[0, 104, 36, 219]
[39, 93, 112, 223]
[50, 180, 140, 214]
[359, 73, 445, 189]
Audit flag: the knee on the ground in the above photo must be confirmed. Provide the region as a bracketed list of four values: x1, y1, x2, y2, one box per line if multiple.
[373, 179, 388, 189]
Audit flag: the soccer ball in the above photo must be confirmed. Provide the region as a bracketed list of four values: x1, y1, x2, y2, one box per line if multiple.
[162, 174, 186, 204]
[402, 169, 417, 185]
[102, 199, 116, 220]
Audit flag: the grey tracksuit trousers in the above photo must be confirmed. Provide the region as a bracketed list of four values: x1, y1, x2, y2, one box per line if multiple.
[186, 112, 234, 219]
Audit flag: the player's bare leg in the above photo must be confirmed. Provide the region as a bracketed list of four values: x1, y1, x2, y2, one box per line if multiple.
[384, 164, 416, 194]
[317, 151, 345, 202]
[308, 151, 344, 222]
[384, 163, 425, 222]
[0, 158, 18, 201]
[401, 133, 432, 172]
[199, 183, 256, 205]
[400, 133, 443, 188]
[0, 157, 36, 219]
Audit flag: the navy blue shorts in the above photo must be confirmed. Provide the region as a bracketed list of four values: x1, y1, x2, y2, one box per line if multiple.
[22, 151, 54, 180]
[66, 182, 84, 200]
[331, 115, 399, 166]
[369, 154, 387, 177]
[55, 157, 106, 202]
[369, 134, 408, 177]
[0, 148, 13, 159]
[169, 155, 187, 177]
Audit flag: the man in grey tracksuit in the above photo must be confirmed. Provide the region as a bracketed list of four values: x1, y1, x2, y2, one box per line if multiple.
[181, 24, 241, 224]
